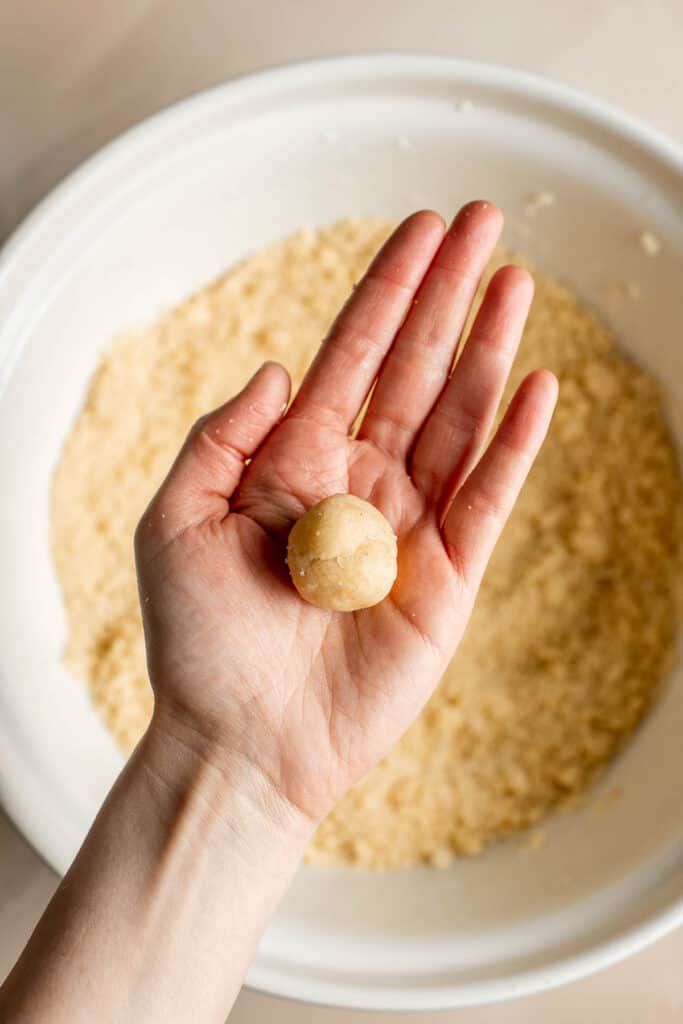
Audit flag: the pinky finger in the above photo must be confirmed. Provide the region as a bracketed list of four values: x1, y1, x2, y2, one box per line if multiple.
[443, 369, 558, 588]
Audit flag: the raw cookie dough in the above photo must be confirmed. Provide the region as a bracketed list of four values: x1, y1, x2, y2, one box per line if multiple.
[287, 494, 397, 611]
[52, 217, 683, 868]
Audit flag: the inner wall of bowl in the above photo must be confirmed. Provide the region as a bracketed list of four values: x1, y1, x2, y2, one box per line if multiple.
[0, 63, 682, 997]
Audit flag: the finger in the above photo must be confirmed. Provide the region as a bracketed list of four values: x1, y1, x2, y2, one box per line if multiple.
[411, 265, 534, 506]
[141, 362, 290, 538]
[287, 210, 445, 430]
[443, 369, 558, 589]
[357, 200, 503, 458]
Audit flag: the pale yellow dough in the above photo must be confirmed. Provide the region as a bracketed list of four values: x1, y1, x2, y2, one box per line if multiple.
[287, 494, 397, 611]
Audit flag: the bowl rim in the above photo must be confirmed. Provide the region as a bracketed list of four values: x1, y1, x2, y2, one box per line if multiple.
[1, 53, 682, 1010]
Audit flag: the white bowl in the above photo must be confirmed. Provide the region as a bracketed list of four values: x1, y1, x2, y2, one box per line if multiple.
[1, 56, 682, 1011]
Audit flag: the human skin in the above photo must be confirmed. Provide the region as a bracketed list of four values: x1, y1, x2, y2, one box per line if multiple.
[0, 202, 557, 1023]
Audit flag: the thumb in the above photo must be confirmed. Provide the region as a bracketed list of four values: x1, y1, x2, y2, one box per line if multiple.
[139, 361, 290, 541]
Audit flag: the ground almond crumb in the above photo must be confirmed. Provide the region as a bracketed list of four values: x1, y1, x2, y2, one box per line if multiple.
[590, 786, 623, 816]
[519, 829, 547, 852]
[52, 217, 683, 869]
[524, 191, 556, 216]
[639, 229, 661, 257]
[605, 280, 642, 306]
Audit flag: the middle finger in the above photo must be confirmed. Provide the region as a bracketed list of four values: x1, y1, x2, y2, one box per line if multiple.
[357, 200, 503, 460]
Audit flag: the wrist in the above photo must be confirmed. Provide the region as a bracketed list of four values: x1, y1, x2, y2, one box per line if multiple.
[143, 701, 317, 863]
[0, 702, 315, 1024]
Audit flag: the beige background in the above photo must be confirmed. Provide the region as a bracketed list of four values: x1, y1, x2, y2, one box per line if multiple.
[1, 1, 682, 1020]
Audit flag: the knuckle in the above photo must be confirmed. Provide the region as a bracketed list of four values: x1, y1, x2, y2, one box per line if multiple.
[437, 388, 488, 439]
[496, 426, 533, 462]
[473, 489, 509, 523]
[193, 424, 244, 465]
[331, 323, 385, 364]
[188, 412, 211, 438]
[366, 267, 414, 298]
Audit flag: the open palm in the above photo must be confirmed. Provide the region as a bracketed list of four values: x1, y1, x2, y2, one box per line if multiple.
[135, 203, 557, 823]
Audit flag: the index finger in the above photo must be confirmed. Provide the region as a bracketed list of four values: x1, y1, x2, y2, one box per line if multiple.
[287, 210, 445, 431]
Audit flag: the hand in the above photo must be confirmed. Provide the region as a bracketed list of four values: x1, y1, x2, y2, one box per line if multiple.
[135, 202, 557, 825]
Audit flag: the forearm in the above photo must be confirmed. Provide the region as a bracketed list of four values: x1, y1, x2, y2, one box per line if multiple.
[0, 710, 313, 1023]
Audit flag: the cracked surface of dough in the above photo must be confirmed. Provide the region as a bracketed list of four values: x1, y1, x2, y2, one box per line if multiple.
[287, 494, 397, 611]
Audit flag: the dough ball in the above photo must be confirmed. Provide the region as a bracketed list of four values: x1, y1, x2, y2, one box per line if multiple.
[287, 494, 398, 611]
